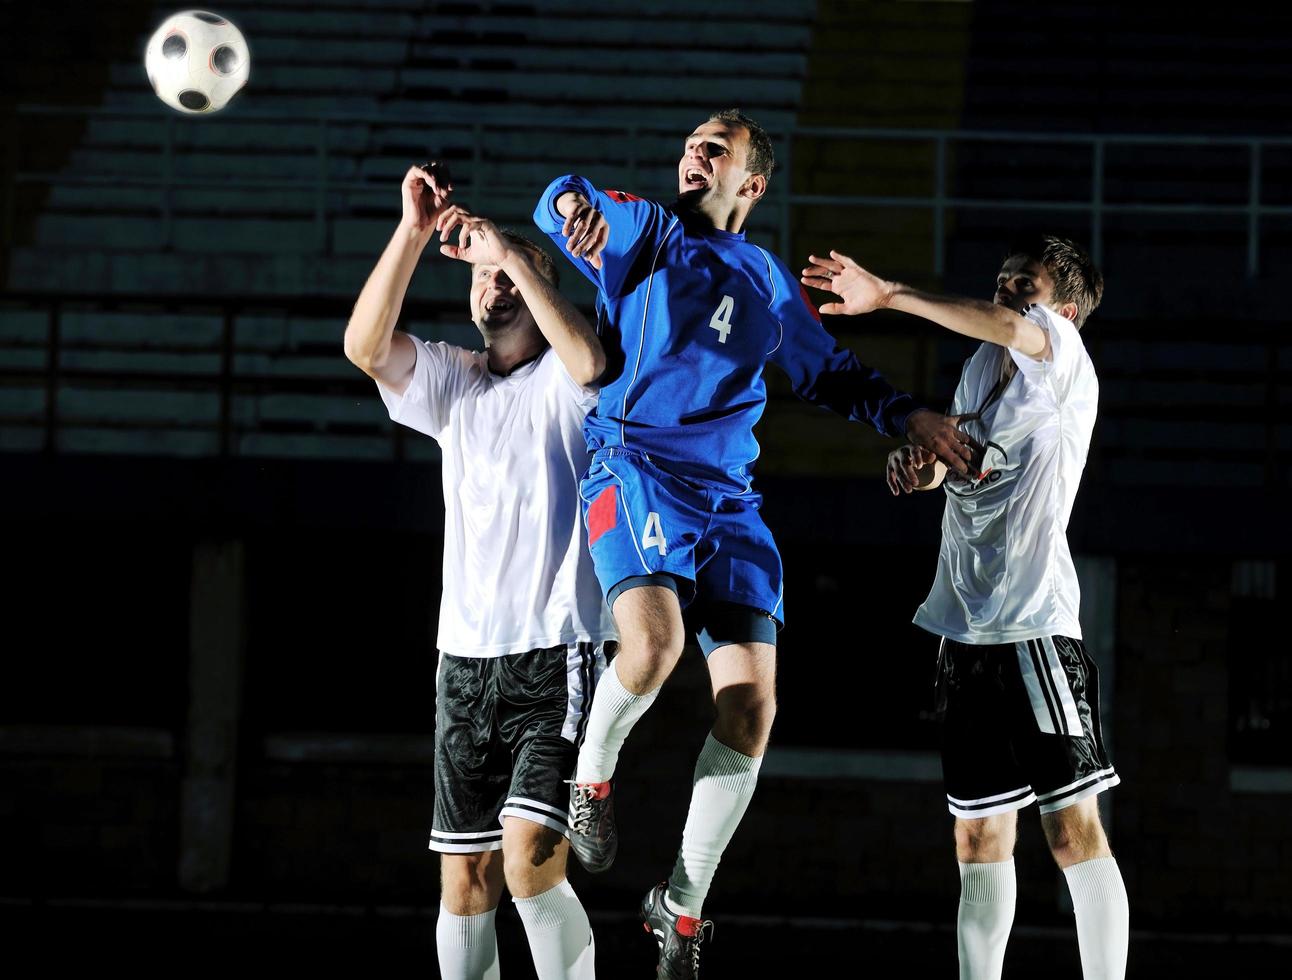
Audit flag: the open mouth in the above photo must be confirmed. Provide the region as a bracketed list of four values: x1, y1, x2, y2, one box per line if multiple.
[683, 167, 709, 189]
[484, 297, 515, 316]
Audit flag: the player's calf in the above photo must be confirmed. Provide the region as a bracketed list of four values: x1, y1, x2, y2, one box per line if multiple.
[708, 641, 777, 757]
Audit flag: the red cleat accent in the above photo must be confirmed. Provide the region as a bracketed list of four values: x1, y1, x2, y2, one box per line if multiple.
[576, 780, 611, 801]
[676, 915, 703, 939]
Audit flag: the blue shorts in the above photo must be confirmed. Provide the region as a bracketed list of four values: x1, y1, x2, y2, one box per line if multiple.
[579, 448, 784, 625]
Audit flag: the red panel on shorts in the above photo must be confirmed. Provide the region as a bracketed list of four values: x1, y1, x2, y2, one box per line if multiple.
[587, 485, 617, 546]
[604, 189, 644, 203]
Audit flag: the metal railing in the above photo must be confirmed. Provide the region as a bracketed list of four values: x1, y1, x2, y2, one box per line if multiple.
[7, 104, 1291, 278]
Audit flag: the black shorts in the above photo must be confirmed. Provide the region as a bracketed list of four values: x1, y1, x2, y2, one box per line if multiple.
[429, 641, 609, 854]
[936, 635, 1119, 819]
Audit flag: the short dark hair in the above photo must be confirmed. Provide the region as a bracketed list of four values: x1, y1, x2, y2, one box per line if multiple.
[709, 108, 774, 179]
[1006, 235, 1104, 328]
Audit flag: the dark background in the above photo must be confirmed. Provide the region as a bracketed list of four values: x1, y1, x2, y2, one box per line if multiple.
[2, 0, 1289, 975]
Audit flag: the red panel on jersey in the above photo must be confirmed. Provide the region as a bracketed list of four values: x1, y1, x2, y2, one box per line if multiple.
[587, 485, 618, 546]
[605, 189, 644, 203]
[797, 283, 822, 323]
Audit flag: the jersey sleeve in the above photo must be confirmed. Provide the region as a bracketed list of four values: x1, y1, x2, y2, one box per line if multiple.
[376, 336, 471, 442]
[540, 346, 601, 413]
[766, 254, 922, 438]
[533, 175, 671, 299]
[1008, 305, 1087, 404]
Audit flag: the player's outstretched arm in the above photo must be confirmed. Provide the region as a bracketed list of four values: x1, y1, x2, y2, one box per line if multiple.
[766, 253, 980, 477]
[344, 163, 454, 395]
[801, 250, 1051, 359]
[439, 211, 605, 386]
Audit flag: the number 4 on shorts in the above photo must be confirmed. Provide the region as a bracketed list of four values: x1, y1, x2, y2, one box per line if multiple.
[641, 511, 667, 555]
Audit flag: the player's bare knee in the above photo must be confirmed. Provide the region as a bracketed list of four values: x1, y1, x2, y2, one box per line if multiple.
[440, 852, 499, 914]
[501, 820, 566, 898]
[1042, 804, 1110, 867]
[712, 689, 775, 755]
[954, 815, 1016, 863]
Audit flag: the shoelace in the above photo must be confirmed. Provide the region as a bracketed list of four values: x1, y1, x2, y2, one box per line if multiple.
[686, 920, 714, 975]
[566, 781, 600, 835]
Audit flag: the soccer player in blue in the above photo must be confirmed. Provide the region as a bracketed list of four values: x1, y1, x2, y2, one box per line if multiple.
[533, 109, 978, 978]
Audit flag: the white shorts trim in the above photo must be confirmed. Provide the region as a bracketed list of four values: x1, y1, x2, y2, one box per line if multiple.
[499, 805, 570, 839]
[1036, 768, 1120, 814]
[428, 827, 504, 853]
[946, 785, 1038, 819]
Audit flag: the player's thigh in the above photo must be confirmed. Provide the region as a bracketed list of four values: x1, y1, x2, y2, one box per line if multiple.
[692, 497, 785, 627]
[580, 453, 706, 611]
[1012, 637, 1120, 816]
[431, 654, 511, 856]
[494, 646, 580, 838]
[938, 641, 1037, 827]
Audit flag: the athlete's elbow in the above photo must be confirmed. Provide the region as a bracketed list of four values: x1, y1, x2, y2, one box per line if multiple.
[343, 327, 384, 376]
[568, 346, 605, 388]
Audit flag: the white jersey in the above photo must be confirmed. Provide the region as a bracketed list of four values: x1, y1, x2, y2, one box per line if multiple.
[913, 305, 1098, 645]
[379, 338, 616, 657]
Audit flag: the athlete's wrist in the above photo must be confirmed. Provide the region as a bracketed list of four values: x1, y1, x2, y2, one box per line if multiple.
[555, 191, 588, 220]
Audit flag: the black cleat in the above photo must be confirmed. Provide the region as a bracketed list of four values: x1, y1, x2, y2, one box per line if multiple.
[640, 882, 714, 979]
[567, 780, 617, 873]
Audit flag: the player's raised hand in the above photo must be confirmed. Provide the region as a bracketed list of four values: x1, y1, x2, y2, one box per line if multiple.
[558, 194, 608, 270]
[905, 408, 983, 478]
[438, 213, 514, 267]
[801, 250, 894, 316]
[886, 444, 939, 496]
[401, 161, 453, 233]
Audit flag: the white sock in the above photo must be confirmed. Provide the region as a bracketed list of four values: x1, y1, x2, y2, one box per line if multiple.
[435, 904, 500, 980]
[513, 879, 596, 980]
[574, 658, 659, 783]
[1063, 856, 1129, 980]
[957, 859, 1016, 980]
[665, 733, 762, 917]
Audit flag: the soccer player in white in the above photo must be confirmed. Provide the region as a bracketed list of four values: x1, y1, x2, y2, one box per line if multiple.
[344, 163, 616, 980]
[803, 238, 1128, 980]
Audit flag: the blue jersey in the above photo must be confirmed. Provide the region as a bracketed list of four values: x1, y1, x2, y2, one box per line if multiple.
[534, 175, 920, 492]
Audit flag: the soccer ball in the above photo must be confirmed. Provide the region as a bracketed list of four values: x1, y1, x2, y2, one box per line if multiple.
[144, 10, 250, 114]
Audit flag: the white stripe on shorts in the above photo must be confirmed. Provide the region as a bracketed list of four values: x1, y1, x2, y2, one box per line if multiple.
[1016, 639, 1081, 735]
[1036, 767, 1120, 814]
[1041, 636, 1084, 733]
[946, 785, 1038, 820]
[499, 803, 571, 839]
[428, 827, 504, 853]
[561, 641, 607, 745]
[429, 839, 506, 854]
[430, 828, 506, 840]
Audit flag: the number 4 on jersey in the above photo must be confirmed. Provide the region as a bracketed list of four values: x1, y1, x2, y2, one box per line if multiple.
[709, 295, 734, 344]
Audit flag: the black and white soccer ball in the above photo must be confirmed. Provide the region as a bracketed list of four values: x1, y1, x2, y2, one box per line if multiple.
[144, 10, 250, 114]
